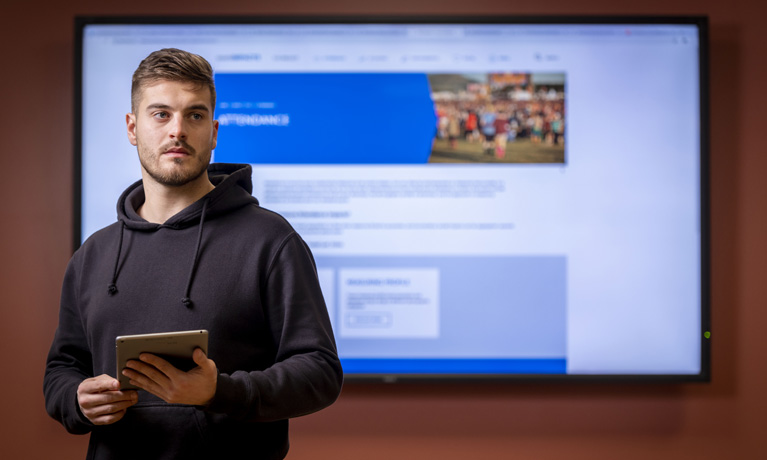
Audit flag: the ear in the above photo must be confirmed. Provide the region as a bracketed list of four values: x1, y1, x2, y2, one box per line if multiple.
[211, 119, 219, 150]
[126, 113, 138, 146]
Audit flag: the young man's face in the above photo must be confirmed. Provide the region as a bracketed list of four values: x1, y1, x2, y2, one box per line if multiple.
[126, 80, 218, 188]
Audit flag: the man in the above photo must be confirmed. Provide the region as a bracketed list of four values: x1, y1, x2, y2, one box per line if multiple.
[44, 48, 343, 459]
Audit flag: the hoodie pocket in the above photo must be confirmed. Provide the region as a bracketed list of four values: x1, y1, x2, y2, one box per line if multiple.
[88, 403, 211, 460]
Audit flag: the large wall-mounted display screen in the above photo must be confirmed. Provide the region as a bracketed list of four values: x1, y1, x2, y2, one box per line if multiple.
[76, 17, 709, 381]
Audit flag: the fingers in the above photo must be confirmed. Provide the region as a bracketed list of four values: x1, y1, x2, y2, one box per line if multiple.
[122, 355, 172, 395]
[79, 374, 120, 393]
[122, 352, 217, 406]
[77, 375, 138, 426]
[123, 352, 212, 390]
[124, 354, 173, 383]
[136, 353, 175, 373]
[122, 356, 180, 402]
[80, 398, 136, 425]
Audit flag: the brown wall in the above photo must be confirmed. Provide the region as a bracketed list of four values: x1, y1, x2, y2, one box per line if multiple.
[2, 0, 765, 458]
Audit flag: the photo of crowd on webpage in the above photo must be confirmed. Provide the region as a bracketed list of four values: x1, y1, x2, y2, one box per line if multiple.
[429, 72, 566, 164]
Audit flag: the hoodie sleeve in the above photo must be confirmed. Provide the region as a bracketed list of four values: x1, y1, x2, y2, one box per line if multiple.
[205, 233, 343, 421]
[43, 255, 95, 434]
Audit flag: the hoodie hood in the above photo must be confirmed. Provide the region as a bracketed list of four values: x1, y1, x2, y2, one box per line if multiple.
[108, 163, 259, 307]
[116, 163, 258, 230]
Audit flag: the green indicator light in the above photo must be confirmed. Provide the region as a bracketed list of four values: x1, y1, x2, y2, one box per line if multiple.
[704, 331, 711, 339]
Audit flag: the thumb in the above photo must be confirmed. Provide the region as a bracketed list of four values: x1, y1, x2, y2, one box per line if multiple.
[193, 348, 208, 366]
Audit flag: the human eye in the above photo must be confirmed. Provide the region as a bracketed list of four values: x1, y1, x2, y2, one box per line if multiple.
[190, 112, 204, 121]
[153, 111, 169, 120]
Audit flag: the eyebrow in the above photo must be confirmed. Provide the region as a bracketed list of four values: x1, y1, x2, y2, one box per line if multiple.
[145, 103, 210, 112]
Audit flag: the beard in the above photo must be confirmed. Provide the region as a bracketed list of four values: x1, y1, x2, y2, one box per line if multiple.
[138, 140, 211, 187]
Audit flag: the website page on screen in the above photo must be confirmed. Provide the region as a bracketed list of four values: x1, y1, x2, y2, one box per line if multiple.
[81, 23, 702, 375]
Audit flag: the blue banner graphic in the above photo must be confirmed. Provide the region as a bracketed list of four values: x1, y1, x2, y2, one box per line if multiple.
[214, 73, 437, 164]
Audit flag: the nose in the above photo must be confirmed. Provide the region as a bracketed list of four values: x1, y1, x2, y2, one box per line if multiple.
[168, 115, 187, 140]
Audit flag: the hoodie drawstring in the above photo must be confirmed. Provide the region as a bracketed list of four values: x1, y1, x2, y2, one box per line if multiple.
[107, 222, 125, 296]
[182, 198, 209, 308]
[107, 199, 209, 309]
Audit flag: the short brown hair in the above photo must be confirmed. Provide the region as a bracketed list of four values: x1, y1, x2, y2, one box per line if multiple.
[131, 48, 216, 113]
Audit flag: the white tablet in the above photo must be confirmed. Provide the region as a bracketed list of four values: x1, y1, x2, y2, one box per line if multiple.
[115, 330, 208, 390]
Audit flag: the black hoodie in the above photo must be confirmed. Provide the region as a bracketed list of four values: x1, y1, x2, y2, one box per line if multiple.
[44, 163, 343, 459]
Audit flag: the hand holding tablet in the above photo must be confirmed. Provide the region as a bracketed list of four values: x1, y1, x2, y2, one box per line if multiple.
[116, 330, 209, 391]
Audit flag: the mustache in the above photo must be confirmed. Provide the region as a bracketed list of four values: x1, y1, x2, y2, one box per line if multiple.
[162, 140, 196, 154]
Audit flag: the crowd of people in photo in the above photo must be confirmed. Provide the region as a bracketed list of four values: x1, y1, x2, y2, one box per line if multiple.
[434, 85, 565, 159]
